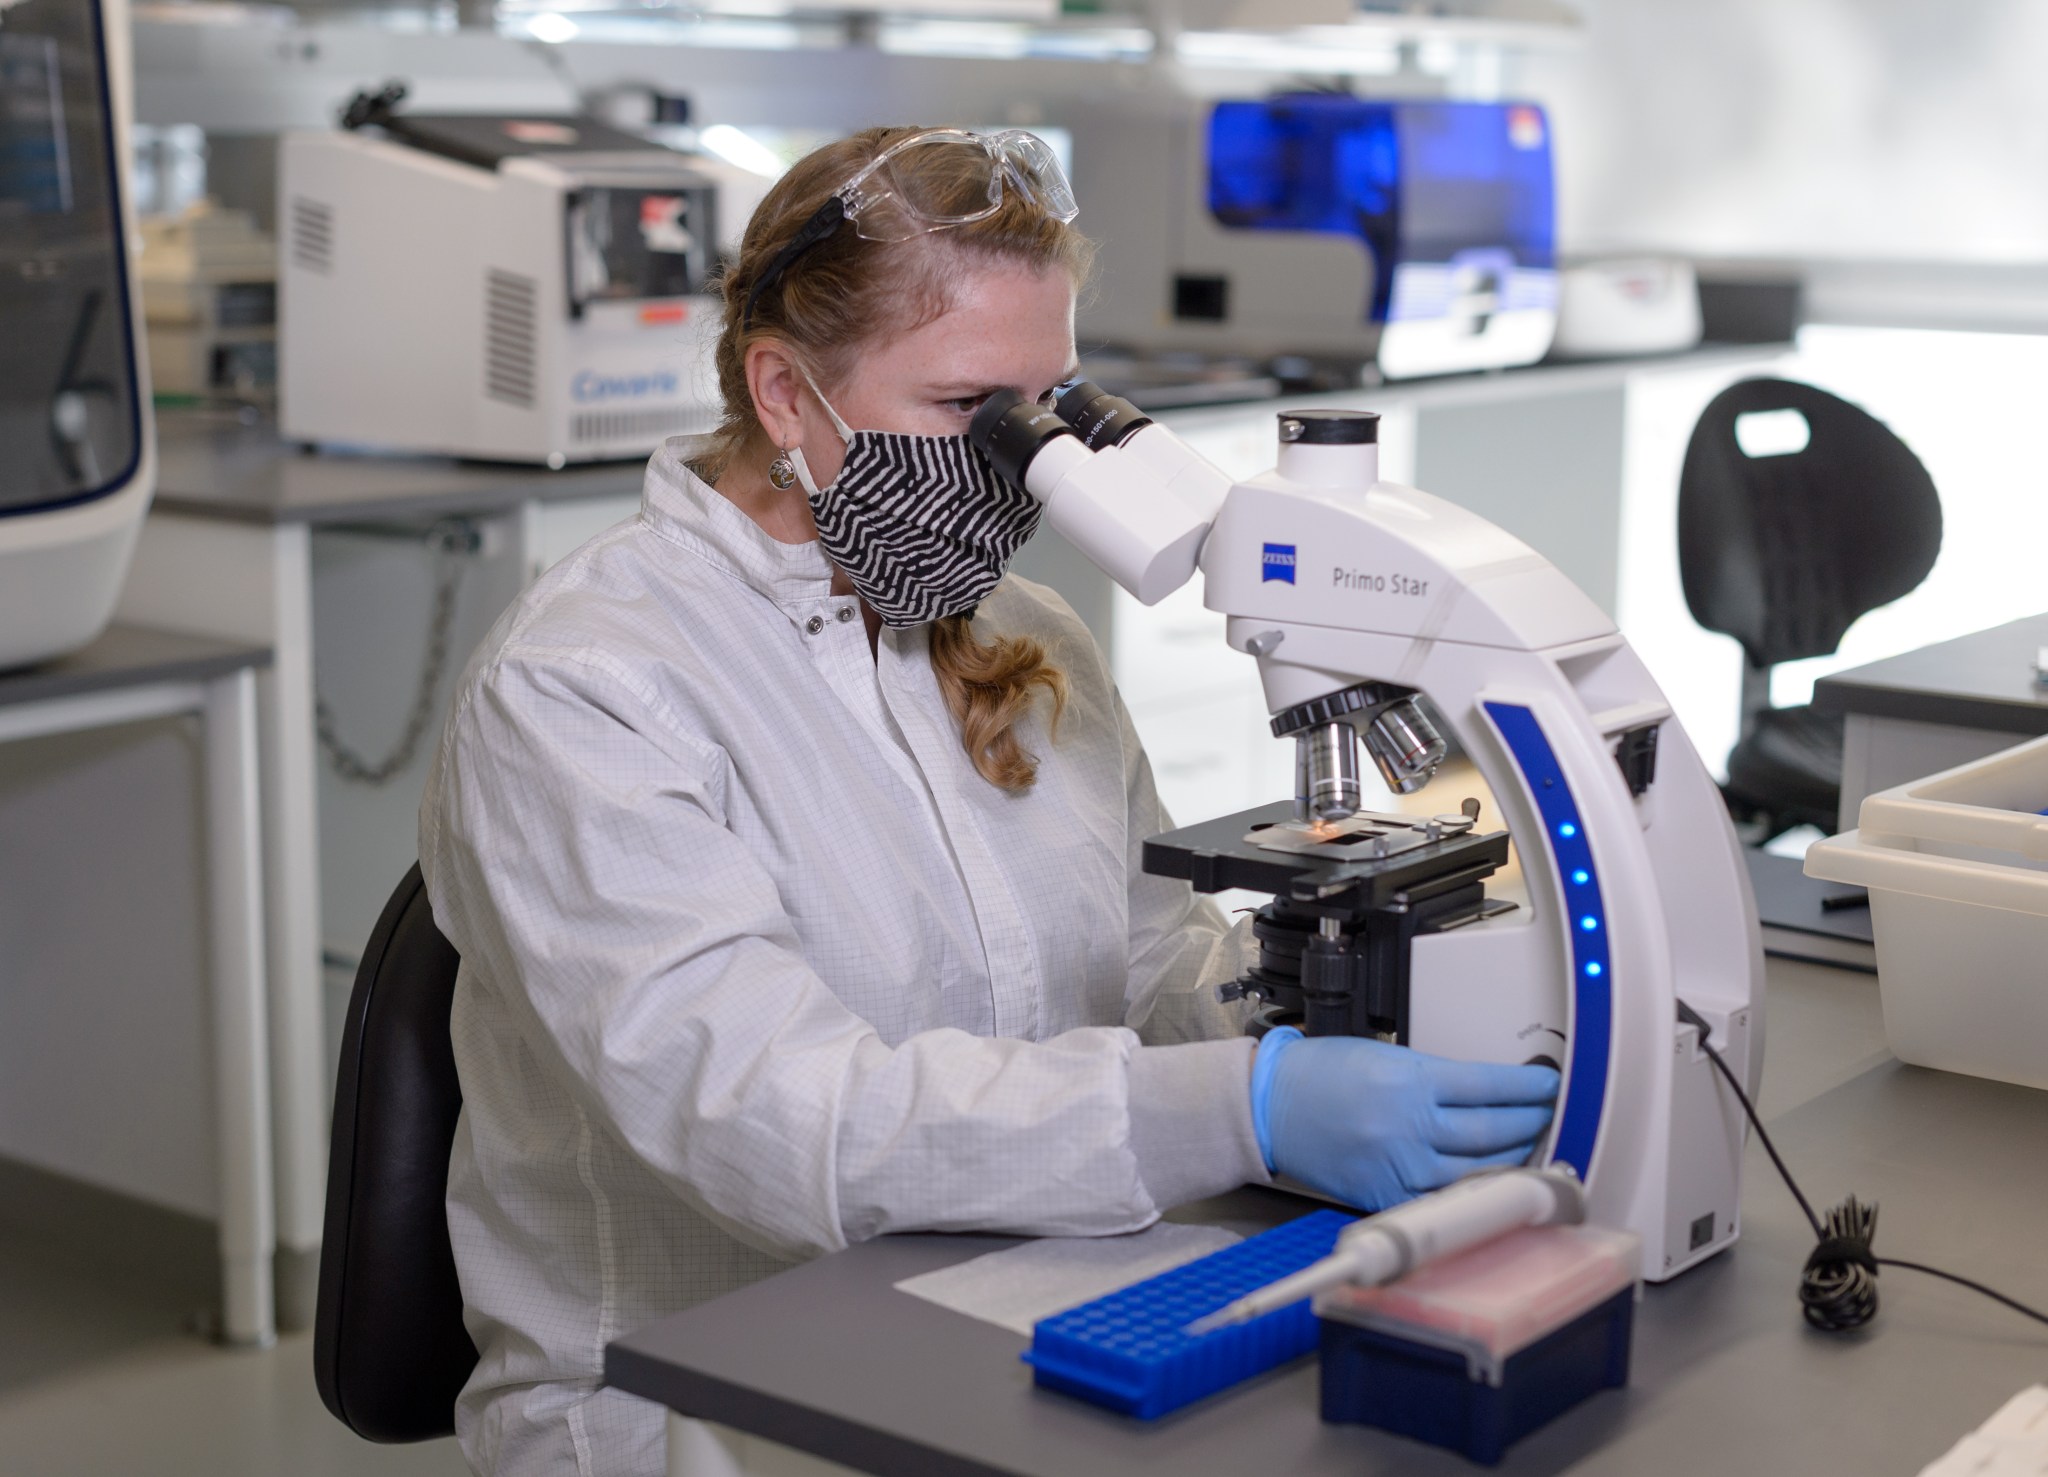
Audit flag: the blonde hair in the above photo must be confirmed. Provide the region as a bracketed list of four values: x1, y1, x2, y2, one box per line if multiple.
[707, 127, 1090, 791]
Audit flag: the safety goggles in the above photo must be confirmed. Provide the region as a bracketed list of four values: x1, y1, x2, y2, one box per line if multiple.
[742, 129, 1079, 331]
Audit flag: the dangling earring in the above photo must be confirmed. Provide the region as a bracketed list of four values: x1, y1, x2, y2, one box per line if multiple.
[767, 449, 798, 491]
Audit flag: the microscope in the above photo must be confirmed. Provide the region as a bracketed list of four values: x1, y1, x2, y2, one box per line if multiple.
[971, 387, 1763, 1284]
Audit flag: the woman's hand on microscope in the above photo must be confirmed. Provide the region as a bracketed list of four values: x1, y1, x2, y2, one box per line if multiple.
[1248, 1027, 1560, 1212]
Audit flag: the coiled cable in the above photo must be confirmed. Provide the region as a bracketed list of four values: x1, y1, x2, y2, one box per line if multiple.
[1682, 1000, 2048, 1335]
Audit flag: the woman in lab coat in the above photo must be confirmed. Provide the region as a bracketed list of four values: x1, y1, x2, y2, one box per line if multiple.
[421, 126, 1556, 1477]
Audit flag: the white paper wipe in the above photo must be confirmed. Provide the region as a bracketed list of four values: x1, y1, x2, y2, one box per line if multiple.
[1917, 1386, 2048, 1476]
[894, 1223, 1242, 1336]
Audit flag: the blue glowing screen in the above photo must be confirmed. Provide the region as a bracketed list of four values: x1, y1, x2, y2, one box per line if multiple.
[1206, 97, 1555, 323]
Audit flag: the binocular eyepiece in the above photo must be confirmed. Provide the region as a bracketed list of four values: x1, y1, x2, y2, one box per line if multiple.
[968, 376, 1228, 607]
[968, 379, 1154, 487]
[1049, 380, 1154, 450]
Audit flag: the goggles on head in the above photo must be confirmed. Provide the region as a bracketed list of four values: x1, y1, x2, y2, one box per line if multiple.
[741, 128, 1079, 332]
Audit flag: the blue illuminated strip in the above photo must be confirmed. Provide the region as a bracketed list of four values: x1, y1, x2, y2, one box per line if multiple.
[1484, 701, 1610, 1180]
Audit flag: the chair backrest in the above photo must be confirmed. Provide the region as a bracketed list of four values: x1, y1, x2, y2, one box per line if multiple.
[314, 862, 477, 1443]
[1678, 377, 1942, 672]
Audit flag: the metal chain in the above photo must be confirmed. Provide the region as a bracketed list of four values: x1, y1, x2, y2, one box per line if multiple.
[315, 517, 481, 786]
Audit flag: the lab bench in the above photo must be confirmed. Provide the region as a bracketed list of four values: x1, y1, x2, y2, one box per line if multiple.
[1813, 611, 2048, 825]
[0, 625, 275, 1344]
[610, 963, 2048, 1475]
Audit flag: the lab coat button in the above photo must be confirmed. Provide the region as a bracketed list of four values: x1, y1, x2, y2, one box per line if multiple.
[836, 606, 855, 623]
[805, 615, 825, 635]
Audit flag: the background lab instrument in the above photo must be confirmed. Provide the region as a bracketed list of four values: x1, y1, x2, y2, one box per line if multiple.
[972, 384, 1763, 1283]
[280, 88, 725, 465]
[0, 0, 155, 670]
[1075, 97, 1558, 381]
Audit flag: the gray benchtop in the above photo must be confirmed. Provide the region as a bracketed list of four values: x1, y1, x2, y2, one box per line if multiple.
[0, 624, 272, 710]
[150, 412, 648, 526]
[1105, 341, 1791, 418]
[1812, 612, 2048, 736]
[148, 343, 1790, 528]
[608, 1043, 2048, 1476]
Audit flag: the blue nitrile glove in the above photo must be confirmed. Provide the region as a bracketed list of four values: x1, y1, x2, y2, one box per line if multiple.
[1249, 1027, 1560, 1212]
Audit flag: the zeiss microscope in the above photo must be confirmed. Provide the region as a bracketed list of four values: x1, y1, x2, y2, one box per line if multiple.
[971, 387, 1763, 1284]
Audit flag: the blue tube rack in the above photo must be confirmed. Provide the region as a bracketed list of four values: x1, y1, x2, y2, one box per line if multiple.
[1023, 1210, 1354, 1419]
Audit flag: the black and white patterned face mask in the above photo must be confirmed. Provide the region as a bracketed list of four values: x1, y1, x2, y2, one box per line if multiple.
[787, 376, 1043, 628]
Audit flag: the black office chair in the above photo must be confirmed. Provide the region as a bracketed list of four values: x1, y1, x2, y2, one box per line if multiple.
[314, 863, 478, 1442]
[1678, 378, 1942, 839]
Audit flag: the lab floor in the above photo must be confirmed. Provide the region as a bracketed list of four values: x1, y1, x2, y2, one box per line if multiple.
[0, 1222, 468, 1474]
[0, 958, 1884, 1477]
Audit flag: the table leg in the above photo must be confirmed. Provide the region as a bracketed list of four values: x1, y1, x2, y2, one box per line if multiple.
[253, 524, 331, 1273]
[120, 514, 329, 1304]
[204, 666, 277, 1346]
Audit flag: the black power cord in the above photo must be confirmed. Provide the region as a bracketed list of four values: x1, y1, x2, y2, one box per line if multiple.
[1677, 999, 2048, 1334]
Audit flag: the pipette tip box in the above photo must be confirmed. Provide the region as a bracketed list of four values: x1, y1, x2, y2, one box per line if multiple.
[1023, 1209, 1353, 1419]
[1315, 1223, 1640, 1465]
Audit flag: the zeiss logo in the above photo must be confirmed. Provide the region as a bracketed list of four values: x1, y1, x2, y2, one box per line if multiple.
[571, 369, 680, 403]
[1262, 543, 1297, 584]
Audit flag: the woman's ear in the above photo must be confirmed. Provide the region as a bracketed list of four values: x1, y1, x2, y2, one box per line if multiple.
[745, 340, 805, 451]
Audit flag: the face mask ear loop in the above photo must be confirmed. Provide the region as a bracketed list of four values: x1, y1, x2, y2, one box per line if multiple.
[785, 364, 853, 498]
[786, 446, 824, 498]
[796, 364, 857, 443]
[782, 362, 852, 498]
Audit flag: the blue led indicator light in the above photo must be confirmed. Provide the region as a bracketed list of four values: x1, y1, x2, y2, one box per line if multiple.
[1483, 700, 1611, 1183]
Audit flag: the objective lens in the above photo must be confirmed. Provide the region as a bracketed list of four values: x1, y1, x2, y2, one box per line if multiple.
[1051, 379, 1153, 450]
[1299, 723, 1362, 823]
[970, 389, 1078, 489]
[1363, 699, 1447, 796]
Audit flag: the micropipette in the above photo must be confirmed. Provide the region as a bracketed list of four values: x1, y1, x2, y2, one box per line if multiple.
[1187, 1165, 1585, 1334]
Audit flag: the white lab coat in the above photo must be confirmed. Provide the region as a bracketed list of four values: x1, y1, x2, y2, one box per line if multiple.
[420, 438, 1266, 1477]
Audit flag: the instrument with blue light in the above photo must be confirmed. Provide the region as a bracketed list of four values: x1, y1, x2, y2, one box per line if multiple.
[1208, 97, 1557, 378]
[1074, 97, 1559, 380]
[972, 383, 1763, 1286]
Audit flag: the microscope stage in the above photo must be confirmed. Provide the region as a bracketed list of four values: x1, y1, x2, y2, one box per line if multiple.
[1143, 802, 1511, 910]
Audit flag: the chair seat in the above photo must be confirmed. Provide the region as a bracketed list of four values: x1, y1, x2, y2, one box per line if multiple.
[1724, 704, 1844, 827]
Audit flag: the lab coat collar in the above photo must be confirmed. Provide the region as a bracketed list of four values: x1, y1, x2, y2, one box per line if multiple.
[640, 435, 837, 612]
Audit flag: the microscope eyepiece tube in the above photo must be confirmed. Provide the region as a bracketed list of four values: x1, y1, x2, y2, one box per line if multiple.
[1276, 408, 1380, 490]
[1051, 380, 1154, 450]
[1301, 722, 1363, 822]
[969, 389, 1081, 490]
[971, 386, 1216, 605]
[1363, 698, 1447, 796]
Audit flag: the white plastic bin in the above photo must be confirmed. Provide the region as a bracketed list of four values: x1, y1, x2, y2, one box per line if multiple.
[1805, 732, 2048, 1090]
